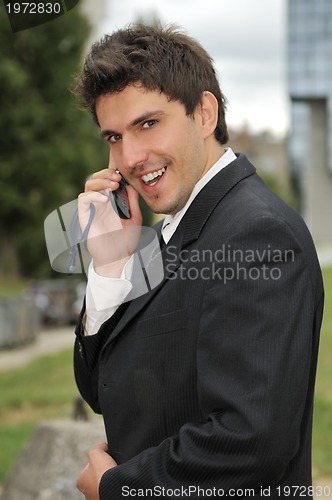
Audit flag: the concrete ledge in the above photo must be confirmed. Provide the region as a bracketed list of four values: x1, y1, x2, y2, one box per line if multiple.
[1, 419, 106, 500]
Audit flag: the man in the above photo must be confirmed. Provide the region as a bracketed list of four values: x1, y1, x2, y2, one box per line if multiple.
[73, 24, 324, 499]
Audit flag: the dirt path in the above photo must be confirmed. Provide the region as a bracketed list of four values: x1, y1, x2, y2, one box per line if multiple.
[0, 327, 75, 371]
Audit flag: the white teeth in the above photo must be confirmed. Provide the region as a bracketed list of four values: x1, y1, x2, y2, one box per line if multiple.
[142, 167, 166, 184]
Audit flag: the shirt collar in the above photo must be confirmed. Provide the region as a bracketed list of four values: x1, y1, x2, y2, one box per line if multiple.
[162, 147, 237, 241]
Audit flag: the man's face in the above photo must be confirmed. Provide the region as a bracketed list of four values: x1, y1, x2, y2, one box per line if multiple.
[96, 85, 212, 215]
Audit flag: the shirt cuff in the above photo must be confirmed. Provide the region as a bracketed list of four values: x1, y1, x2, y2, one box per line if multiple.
[84, 258, 133, 336]
[86, 258, 133, 312]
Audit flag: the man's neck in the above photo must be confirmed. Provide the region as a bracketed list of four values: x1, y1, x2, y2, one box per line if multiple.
[199, 141, 226, 181]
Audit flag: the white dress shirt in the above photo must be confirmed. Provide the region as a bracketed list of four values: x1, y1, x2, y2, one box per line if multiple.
[85, 147, 237, 335]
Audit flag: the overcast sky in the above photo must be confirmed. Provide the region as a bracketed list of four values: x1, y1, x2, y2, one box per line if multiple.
[100, 0, 289, 137]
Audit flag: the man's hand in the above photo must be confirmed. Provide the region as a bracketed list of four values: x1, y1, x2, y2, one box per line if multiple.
[76, 442, 117, 500]
[78, 154, 143, 278]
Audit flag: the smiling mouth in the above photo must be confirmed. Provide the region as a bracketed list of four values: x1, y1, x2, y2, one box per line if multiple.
[141, 167, 166, 186]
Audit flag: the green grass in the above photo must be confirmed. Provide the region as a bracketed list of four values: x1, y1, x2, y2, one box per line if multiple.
[312, 266, 332, 480]
[0, 348, 79, 485]
[0, 349, 76, 411]
[0, 423, 36, 484]
[0, 268, 331, 486]
[0, 280, 27, 298]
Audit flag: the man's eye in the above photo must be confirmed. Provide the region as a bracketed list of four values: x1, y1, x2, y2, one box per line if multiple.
[142, 120, 157, 129]
[108, 134, 121, 144]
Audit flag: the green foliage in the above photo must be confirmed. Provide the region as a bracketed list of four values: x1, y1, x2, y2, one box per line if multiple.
[0, 3, 154, 280]
[0, 5, 109, 278]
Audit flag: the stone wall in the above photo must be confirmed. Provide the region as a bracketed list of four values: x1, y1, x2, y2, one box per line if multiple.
[1, 419, 106, 500]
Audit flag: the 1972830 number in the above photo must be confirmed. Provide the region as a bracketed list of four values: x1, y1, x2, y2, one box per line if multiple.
[277, 485, 331, 497]
[6, 3, 61, 14]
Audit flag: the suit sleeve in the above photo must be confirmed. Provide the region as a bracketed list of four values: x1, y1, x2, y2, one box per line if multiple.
[74, 300, 130, 414]
[99, 216, 322, 498]
[73, 300, 103, 414]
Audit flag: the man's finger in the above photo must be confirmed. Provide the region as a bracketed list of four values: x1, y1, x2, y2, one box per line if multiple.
[78, 191, 109, 207]
[76, 463, 89, 493]
[108, 151, 116, 170]
[95, 442, 109, 453]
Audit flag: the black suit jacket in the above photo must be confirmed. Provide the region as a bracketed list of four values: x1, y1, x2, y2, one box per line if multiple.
[74, 154, 324, 499]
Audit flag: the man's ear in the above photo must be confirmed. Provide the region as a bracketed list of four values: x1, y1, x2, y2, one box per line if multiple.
[197, 91, 219, 139]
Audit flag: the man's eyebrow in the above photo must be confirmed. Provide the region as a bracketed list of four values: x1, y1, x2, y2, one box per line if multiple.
[128, 110, 165, 128]
[100, 110, 165, 138]
[100, 128, 117, 139]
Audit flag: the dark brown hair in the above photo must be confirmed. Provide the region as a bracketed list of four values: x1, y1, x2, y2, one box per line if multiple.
[74, 24, 229, 144]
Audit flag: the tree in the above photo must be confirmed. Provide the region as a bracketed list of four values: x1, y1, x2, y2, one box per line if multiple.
[0, 4, 109, 279]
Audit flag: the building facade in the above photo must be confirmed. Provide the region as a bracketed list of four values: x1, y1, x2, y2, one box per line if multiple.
[228, 127, 290, 187]
[288, 0, 332, 242]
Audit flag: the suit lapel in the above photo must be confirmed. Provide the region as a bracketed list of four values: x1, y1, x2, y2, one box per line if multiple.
[104, 154, 256, 345]
[181, 153, 255, 247]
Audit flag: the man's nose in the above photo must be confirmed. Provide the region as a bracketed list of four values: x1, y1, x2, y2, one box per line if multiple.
[121, 136, 149, 170]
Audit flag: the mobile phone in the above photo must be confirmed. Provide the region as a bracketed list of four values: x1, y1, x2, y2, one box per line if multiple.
[110, 175, 131, 219]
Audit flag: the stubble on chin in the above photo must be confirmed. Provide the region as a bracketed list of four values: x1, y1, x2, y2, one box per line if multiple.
[149, 194, 189, 216]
